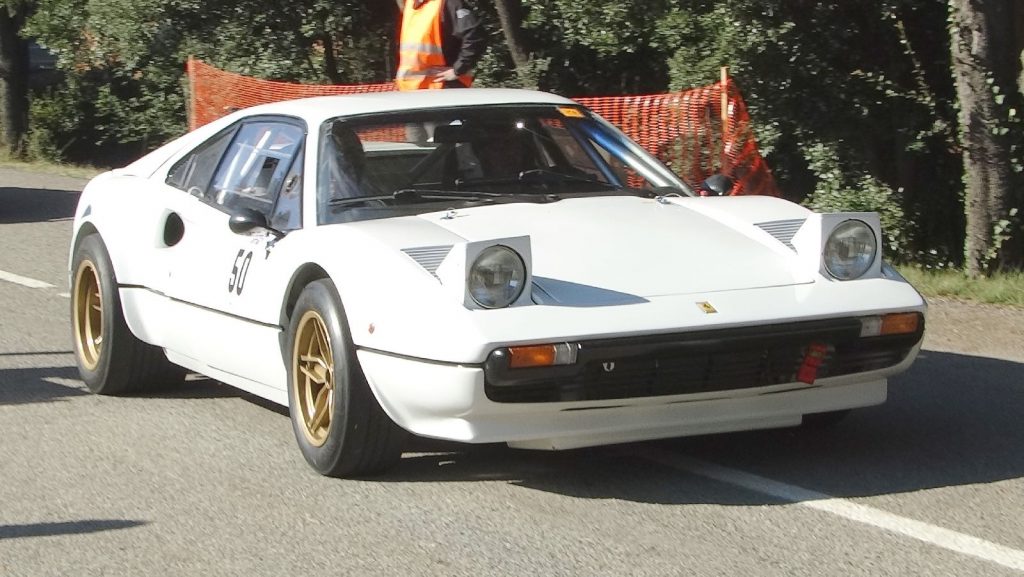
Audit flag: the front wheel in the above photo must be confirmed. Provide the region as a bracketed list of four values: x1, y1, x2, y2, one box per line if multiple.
[71, 234, 184, 394]
[286, 280, 406, 477]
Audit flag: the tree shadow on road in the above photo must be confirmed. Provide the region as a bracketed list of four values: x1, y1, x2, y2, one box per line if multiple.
[0, 519, 147, 540]
[0, 365, 86, 405]
[371, 350, 1024, 506]
[0, 187, 81, 224]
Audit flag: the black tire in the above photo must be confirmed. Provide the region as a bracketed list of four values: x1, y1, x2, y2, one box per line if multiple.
[800, 409, 852, 429]
[286, 279, 406, 477]
[71, 234, 185, 394]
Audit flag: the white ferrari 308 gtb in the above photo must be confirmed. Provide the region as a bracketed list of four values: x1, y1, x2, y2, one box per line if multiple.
[70, 89, 926, 477]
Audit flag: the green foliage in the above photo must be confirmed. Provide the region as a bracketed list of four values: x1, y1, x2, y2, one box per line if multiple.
[22, 0, 392, 163]
[988, 77, 1024, 270]
[27, 67, 186, 165]
[24, 0, 193, 161]
[657, 1, 965, 266]
[516, 0, 675, 95]
[25, 86, 80, 162]
[800, 141, 910, 261]
[986, 207, 1021, 272]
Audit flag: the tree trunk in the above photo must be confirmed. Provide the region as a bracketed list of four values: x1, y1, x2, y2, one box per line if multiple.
[493, 0, 533, 88]
[320, 33, 342, 84]
[1015, 2, 1023, 95]
[0, 3, 30, 158]
[949, 0, 1017, 275]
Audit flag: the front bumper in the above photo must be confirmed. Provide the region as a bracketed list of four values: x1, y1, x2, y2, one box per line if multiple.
[356, 316, 923, 449]
[482, 315, 924, 403]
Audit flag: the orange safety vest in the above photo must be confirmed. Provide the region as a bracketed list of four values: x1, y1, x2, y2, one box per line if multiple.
[396, 0, 473, 90]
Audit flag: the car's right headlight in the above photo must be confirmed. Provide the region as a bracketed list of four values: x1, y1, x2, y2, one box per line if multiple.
[823, 219, 877, 280]
[468, 245, 526, 308]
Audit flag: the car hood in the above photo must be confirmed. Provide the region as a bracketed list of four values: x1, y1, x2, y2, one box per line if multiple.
[401, 196, 814, 304]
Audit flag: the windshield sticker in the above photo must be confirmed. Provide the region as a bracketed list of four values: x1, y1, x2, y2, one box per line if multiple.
[557, 107, 585, 118]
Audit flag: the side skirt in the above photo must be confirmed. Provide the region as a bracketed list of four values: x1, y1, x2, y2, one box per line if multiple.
[164, 350, 289, 407]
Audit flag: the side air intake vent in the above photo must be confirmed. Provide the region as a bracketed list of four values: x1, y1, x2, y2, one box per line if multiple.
[402, 245, 453, 279]
[755, 219, 805, 251]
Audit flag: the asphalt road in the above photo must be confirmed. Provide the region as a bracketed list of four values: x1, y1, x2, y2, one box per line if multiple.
[2, 166, 1023, 576]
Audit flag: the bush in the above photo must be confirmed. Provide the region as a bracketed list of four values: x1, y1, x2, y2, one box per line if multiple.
[27, 86, 84, 163]
[800, 141, 911, 262]
[26, 70, 187, 167]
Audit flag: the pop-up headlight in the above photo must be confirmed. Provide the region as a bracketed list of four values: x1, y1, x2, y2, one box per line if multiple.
[824, 220, 877, 280]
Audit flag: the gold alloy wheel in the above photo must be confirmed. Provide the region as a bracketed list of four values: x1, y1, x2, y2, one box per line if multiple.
[292, 310, 335, 447]
[73, 260, 103, 371]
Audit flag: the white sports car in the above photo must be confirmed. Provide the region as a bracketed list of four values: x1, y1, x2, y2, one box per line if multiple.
[70, 89, 926, 477]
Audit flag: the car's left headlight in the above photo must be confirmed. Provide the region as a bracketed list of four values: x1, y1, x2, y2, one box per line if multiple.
[468, 245, 526, 308]
[823, 219, 877, 280]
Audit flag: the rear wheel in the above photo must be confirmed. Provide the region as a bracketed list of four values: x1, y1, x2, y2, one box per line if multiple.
[287, 280, 406, 477]
[71, 234, 184, 394]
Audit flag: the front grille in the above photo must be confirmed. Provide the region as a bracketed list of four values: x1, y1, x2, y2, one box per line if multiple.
[484, 316, 922, 403]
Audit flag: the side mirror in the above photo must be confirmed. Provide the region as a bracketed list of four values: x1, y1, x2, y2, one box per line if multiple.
[699, 174, 734, 196]
[229, 208, 274, 235]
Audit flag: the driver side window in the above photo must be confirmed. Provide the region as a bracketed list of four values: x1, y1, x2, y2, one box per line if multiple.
[209, 122, 304, 217]
[166, 119, 305, 225]
[166, 128, 235, 195]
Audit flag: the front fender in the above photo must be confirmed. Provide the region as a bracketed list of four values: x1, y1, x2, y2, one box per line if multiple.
[277, 223, 493, 364]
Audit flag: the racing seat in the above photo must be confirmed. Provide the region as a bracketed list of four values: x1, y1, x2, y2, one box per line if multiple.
[469, 123, 538, 180]
[325, 123, 378, 200]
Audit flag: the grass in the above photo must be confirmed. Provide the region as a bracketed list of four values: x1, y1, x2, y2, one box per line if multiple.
[0, 152, 103, 180]
[896, 266, 1024, 308]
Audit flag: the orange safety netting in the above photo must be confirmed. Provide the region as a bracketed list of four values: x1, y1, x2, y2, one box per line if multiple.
[187, 58, 779, 196]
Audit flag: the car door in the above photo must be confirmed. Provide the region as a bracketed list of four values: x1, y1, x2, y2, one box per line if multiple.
[157, 117, 306, 391]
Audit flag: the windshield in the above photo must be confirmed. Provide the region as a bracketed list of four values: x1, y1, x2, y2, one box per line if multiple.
[317, 104, 691, 225]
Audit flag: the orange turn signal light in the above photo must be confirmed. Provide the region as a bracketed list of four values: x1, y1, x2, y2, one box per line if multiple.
[880, 312, 920, 336]
[507, 343, 578, 368]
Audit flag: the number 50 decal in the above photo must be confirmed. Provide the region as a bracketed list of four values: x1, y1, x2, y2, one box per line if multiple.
[227, 249, 254, 295]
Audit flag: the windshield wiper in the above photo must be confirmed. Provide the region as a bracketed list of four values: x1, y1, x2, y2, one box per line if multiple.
[455, 169, 619, 190]
[328, 189, 502, 208]
[393, 188, 504, 201]
[328, 194, 393, 207]
[517, 168, 620, 189]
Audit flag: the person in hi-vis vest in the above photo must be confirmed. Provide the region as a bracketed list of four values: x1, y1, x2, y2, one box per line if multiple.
[395, 0, 486, 90]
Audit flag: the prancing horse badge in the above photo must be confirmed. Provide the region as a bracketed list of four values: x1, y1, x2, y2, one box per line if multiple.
[697, 301, 718, 314]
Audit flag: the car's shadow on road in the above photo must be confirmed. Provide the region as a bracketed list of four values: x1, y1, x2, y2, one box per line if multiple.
[0, 187, 81, 224]
[5, 350, 1021, 505]
[377, 350, 1024, 505]
[0, 366, 242, 406]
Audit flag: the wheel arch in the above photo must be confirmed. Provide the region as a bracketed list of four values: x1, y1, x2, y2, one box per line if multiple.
[278, 263, 330, 355]
[71, 229, 185, 394]
[72, 221, 101, 251]
[69, 221, 101, 282]
[70, 223, 156, 349]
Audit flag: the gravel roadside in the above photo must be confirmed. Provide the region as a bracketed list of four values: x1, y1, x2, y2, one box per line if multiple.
[922, 297, 1024, 363]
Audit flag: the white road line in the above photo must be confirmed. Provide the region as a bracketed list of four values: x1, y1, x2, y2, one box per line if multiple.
[640, 448, 1024, 573]
[0, 269, 55, 289]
